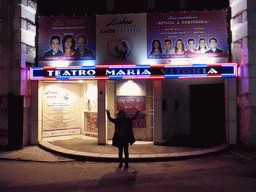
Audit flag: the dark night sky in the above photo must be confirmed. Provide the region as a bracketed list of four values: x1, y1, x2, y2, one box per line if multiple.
[38, 0, 230, 16]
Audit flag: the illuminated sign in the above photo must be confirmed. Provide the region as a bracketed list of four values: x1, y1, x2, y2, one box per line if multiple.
[38, 16, 96, 67]
[147, 11, 228, 60]
[97, 13, 146, 65]
[30, 64, 237, 80]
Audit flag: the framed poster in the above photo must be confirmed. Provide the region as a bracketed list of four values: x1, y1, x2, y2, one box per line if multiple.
[38, 16, 96, 67]
[96, 13, 147, 65]
[147, 11, 228, 62]
[117, 96, 146, 111]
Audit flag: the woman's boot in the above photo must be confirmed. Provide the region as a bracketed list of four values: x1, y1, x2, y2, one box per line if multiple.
[119, 151, 123, 168]
[124, 151, 129, 169]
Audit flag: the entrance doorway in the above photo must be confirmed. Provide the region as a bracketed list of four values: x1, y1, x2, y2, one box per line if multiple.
[190, 84, 225, 146]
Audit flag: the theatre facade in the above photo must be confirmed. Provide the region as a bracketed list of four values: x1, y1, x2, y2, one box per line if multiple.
[29, 11, 238, 146]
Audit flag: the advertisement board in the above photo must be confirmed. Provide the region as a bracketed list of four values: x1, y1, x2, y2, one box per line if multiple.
[117, 96, 146, 111]
[96, 13, 147, 65]
[30, 63, 237, 80]
[38, 16, 96, 67]
[147, 11, 228, 63]
[42, 83, 82, 131]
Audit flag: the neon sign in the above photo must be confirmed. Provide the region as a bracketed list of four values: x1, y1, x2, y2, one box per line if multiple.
[30, 64, 237, 80]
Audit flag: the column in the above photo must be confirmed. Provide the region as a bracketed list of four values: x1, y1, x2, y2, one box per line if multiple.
[225, 78, 237, 144]
[107, 0, 114, 12]
[106, 80, 115, 140]
[153, 79, 162, 145]
[98, 80, 106, 145]
[30, 80, 39, 145]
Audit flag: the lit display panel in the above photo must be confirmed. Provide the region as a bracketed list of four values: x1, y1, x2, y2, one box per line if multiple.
[30, 64, 237, 80]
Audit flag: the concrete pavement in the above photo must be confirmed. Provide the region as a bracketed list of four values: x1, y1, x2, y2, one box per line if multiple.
[0, 135, 255, 162]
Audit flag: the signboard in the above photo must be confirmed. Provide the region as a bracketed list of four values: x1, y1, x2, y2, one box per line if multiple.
[30, 63, 237, 80]
[147, 11, 228, 62]
[96, 13, 147, 65]
[38, 16, 96, 67]
[42, 83, 82, 131]
[117, 96, 146, 111]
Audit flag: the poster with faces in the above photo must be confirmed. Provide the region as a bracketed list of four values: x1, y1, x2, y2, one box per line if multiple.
[38, 16, 96, 67]
[147, 11, 228, 64]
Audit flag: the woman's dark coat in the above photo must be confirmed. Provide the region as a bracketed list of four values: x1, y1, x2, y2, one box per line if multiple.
[107, 111, 140, 147]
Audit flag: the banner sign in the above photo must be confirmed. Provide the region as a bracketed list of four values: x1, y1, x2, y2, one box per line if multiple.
[38, 16, 96, 67]
[30, 63, 237, 80]
[117, 96, 146, 111]
[96, 13, 147, 65]
[147, 11, 228, 60]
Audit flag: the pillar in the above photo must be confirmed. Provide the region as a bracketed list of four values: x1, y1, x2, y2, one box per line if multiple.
[30, 80, 39, 144]
[225, 78, 237, 144]
[153, 79, 162, 145]
[98, 80, 106, 145]
[106, 80, 115, 140]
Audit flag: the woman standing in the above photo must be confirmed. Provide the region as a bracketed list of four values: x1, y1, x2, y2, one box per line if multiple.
[196, 38, 208, 53]
[149, 39, 163, 55]
[172, 39, 185, 54]
[62, 35, 79, 57]
[106, 109, 140, 168]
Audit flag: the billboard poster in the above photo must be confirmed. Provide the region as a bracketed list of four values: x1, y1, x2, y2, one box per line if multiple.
[96, 13, 147, 65]
[38, 16, 96, 67]
[147, 11, 228, 63]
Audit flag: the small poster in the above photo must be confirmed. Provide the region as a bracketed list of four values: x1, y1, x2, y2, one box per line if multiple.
[117, 96, 146, 111]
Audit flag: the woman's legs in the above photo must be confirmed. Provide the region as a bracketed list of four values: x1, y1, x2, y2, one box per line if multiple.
[124, 143, 129, 168]
[118, 146, 123, 168]
[118, 143, 129, 168]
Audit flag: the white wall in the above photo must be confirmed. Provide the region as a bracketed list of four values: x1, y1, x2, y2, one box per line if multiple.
[116, 80, 147, 96]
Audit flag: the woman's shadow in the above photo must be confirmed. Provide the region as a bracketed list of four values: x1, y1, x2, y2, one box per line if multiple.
[97, 167, 138, 188]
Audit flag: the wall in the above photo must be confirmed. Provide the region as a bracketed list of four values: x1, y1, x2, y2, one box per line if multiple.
[162, 78, 224, 141]
[230, 0, 256, 147]
[0, 0, 36, 148]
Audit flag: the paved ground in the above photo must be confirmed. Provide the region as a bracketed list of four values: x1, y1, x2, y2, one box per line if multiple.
[1, 151, 256, 192]
[39, 135, 230, 161]
[0, 135, 255, 162]
[0, 146, 74, 162]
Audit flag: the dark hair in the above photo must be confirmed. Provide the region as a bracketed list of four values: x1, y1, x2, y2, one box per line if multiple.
[50, 35, 61, 45]
[62, 35, 76, 52]
[117, 110, 126, 118]
[209, 38, 217, 43]
[164, 39, 172, 44]
[174, 39, 185, 53]
[76, 34, 87, 45]
[198, 38, 207, 50]
[187, 38, 195, 44]
[150, 39, 163, 54]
